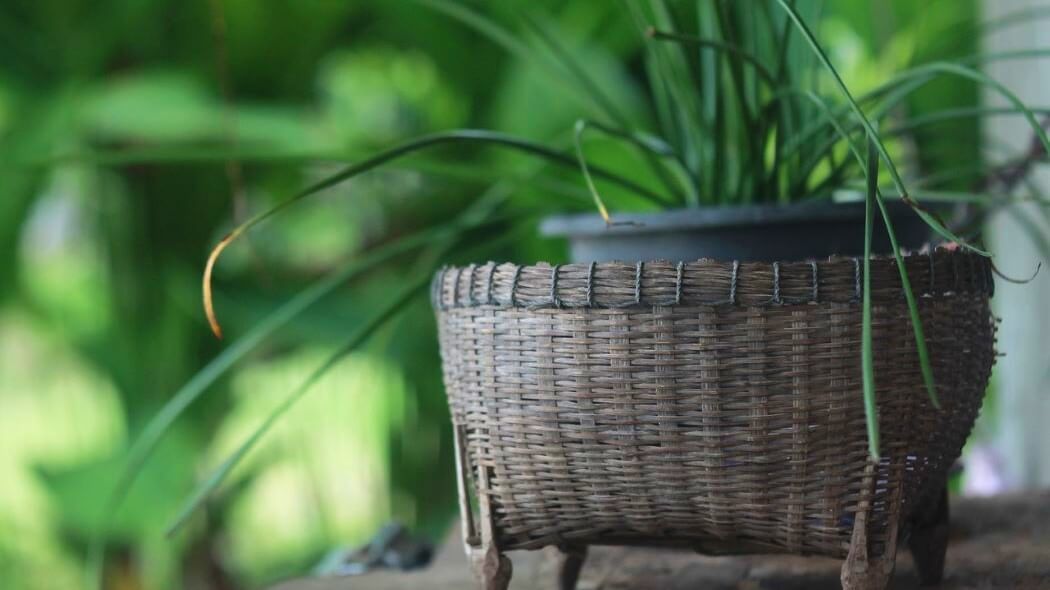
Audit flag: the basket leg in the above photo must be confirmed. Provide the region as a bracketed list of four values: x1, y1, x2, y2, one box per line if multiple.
[841, 461, 901, 590]
[469, 544, 512, 590]
[551, 544, 587, 590]
[457, 423, 512, 590]
[908, 485, 949, 586]
[841, 534, 896, 590]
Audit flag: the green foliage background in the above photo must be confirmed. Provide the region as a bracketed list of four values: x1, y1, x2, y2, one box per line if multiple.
[0, 1, 983, 588]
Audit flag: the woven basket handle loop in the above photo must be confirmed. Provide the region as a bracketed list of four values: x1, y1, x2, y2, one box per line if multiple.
[674, 261, 684, 305]
[772, 262, 782, 304]
[851, 258, 862, 303]
[465, 264, 478, 306]
[634, 262, 644, 304]
[550, 264, 563, 308]
[810, 261, 820, 302]
[485, 262, 497, 305]
[586, 262, 597, 306]
[729, 261, 739, 305]
[451, 266, 465, 308]
[509, 265, 523, 307]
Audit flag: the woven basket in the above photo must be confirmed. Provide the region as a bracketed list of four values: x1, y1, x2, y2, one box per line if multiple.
[432, 250, 995, 590]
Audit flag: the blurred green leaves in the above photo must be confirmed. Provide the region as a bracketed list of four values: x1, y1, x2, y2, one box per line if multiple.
[83, 73, 227, 143]
[3, 1, 1025, 588]
[319, 48, 469, 145]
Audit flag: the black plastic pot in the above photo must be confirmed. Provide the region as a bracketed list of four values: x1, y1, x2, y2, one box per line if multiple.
[540, 201, 932, 263]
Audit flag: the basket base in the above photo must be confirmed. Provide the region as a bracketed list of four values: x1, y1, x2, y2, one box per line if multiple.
[469, 544, 512, 590]
[469, 544, 585, 590]
[840, 523, 897, 590]
[455, 417, 949, 590]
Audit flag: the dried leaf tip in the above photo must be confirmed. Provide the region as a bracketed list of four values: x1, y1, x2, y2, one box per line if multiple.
[203, 233, 236, 340]
[992, 260, 1042, 284]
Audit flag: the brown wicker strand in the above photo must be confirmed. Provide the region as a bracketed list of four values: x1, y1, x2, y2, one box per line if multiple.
[433, 253, 993, 311]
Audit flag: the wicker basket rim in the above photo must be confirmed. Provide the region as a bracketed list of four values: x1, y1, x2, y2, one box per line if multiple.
[432, 249, 992, 311]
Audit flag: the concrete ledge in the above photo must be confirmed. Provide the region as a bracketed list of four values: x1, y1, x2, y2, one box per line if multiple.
[272, 492, 1050, 590]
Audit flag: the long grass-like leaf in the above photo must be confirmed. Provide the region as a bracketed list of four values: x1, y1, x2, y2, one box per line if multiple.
[861, 139, 879, 459]
[573, 118, 693, 208]
[712, 0, 760, 201]
[889, 106, 1050, 135]
[168, 201, 534, 537]
[47, 146, 605, 204]
[629, 0, 706, 177]
[514, 9, 630, 128]
[729, 1, 761, 201]
[769, 1, 802, 193]
[838, 187, 1047, 207]
[765, 47, 1050, 182]
[86, 207, 515, 589]
[418, 0, 638, 124]
[201, 129, 666, 337]
[981, 5, 1050, 34]
[574, 120, 613, 223]
[773, 0, 918, 203]
[764, 89, 857, 194]
[413, 0, 568, 92]
[646, 28, 777, 87]
[779, 77, 931, 179]
[694, 0, 722, 199]
[913, 152, 1049, 190]
[911, 208, 991, 256]
[120, 221, 490, 496]
[515, 10, 686, 203]
[774, 102, 941, 417]
[888, 63, 1050, 157]
[872, 190, 941, 412]
[167, 273, 432, 536]
[772, 1, 994, 256]
[959, 48, 1050, 67]
[416, 0, 529, 58]
[785, 49, 1050, 188]
[771, 49, 1050, 168]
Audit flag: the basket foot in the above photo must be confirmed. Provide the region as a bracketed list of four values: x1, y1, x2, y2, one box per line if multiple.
[470, 545, 512, 590]
[841, 507, 898, 590]
[908, 486, 950, 586]
[551, 544, 587, 590]
[839, 474, 898, 583]
[841, 546, 895, 590]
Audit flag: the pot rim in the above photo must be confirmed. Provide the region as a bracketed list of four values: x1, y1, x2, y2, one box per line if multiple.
[540, 200, 917, 238]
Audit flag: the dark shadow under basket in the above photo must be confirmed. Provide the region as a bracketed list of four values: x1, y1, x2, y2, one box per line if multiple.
[432, 250, 995, 590]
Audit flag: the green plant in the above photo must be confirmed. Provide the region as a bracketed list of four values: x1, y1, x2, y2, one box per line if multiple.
[97, 0, 1050, 569]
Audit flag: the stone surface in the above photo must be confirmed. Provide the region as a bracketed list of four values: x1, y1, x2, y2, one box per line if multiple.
[272, 492, 1050, 590]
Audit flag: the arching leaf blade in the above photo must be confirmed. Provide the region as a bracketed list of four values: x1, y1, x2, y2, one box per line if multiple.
[166, 274, 432, 537]
[200, 129, 668, 337]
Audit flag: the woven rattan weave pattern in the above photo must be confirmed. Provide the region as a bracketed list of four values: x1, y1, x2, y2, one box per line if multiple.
[433, 251, 995, 582]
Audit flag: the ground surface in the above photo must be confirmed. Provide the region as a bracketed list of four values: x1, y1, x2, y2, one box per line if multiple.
[272, 491, 1050, 589]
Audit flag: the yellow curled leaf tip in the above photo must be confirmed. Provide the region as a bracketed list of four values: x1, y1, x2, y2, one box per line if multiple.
[598, 206, 612, 226]
[203, 233, 234, 340]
